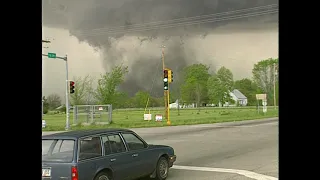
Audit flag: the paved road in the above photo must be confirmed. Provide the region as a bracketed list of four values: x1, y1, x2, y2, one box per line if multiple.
[43, 118, 278, 180]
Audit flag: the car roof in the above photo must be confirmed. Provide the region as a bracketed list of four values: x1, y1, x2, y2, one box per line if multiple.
[42, 128, 133, 139]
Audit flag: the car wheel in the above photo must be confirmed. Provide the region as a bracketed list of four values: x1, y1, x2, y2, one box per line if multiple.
[155, 157, 169, 180]
[94, 171, 111, 180]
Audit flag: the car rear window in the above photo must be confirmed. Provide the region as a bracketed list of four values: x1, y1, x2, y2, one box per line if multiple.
[42, 139, 75, 162]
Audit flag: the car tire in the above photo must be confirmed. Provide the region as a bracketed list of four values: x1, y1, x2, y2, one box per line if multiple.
[94, 171, 112, 180]
[155, 157, 169, 180]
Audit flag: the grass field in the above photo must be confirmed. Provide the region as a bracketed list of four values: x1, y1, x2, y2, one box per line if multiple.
[43, 107, 278, 131]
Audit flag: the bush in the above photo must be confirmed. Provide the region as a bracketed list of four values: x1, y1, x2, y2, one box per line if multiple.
[43, 106, 49, 114]
[219, 110, 231, 115]
[59, 106, 66, 113]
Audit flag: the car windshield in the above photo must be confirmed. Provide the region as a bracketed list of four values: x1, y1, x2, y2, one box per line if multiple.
[42, 139, 75, 162]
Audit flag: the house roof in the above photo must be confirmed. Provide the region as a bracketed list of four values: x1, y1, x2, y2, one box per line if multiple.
[232, 89, 247, 99]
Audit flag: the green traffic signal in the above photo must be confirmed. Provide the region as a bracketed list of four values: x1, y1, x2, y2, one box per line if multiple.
[164, 81, 168, 90]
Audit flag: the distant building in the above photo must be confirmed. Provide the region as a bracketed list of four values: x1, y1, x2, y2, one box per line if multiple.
[171, 89, 248, 108]
[230, 89, 248, 106]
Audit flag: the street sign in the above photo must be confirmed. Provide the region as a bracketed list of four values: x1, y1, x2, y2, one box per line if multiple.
[48, 52, 56, 58]
[256, 94, 267, 100]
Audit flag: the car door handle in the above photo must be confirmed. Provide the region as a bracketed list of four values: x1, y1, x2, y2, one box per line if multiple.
[132, 154, 139, 157]
[110, 158, 116, 162]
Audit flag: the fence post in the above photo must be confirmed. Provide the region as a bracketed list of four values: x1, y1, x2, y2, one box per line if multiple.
[109, 104, 112, 124]
[90, 105, 94, 123]
[73, 106, 77, 124]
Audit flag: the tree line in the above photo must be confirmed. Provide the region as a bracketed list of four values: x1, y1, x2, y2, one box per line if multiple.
[42, 58, 278, 112]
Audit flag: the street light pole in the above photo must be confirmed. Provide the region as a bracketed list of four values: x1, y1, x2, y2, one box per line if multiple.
[273, 63, 278, 109]
[64, 55, 70, 130]
[42, 53, 70, 130]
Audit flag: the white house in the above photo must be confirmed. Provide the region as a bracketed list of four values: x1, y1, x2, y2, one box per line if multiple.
[170, 89, 248, 108]
[169, 99, 184, 109]
[230, 89, 248, 106]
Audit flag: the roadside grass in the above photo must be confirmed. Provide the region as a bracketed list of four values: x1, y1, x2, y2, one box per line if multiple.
[42, 107, 278, 131]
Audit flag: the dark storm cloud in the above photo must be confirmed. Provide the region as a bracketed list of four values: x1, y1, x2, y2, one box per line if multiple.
[42, 0, 278, 96]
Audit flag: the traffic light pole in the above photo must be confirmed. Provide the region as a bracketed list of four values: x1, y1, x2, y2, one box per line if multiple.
[42, 53, 70, 130]
[161, 46, 168, 121]
[167, 85, 171, 125]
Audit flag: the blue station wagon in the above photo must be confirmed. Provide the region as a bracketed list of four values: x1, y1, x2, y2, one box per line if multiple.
[42, 129, 176, 180]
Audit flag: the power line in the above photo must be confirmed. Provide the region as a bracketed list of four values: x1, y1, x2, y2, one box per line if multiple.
[78, 4, 278, 33]
[77, 9, 278, 37]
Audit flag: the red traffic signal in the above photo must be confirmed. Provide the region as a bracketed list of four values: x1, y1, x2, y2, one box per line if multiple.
[164, 69, 168, 78]
[70, 81, 75, 94]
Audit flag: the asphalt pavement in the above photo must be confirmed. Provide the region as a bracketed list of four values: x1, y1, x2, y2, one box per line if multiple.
[43, 118, 278, 180]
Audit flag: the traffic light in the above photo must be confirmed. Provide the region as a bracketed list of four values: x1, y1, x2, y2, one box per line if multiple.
[164, 69, 169, 90]
[168, 70, 173, 83]
[70, 81, 75, 94]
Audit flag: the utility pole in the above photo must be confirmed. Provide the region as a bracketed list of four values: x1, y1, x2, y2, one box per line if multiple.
[273, 63, 278, 109]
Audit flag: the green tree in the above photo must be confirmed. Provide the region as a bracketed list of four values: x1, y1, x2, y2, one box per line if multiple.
[149, 97, 163, 107]
[134, 90, 151, 108]
[180, 64, 210, 108]
[70, 75, 95, 105]
[207, 66, 234, 106]
[252, 58, 278, 105]
[42, 96, 49, 114]
[113, 92, 130, 109]
[234, 78, 262, 106]
[94, 65, 129, 106]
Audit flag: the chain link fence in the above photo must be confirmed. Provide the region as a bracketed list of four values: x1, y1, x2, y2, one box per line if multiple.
[73, 105, 112, 125]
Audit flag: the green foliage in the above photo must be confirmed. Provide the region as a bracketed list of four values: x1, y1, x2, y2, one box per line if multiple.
[234, 78, 261, 106]
[252, 58, 278, 105]
[70, 75, 95, 105]
[180, 64, 210, 106]
[94, 65, 129, 105]
[43, 106, 49, 114]
[207, 66, 234, 106]
[42, 107, 278, 131]
[134, 90, 151, 108]
[45, 93, 62, 110]
[113, 92, 130, 109]
[45, 57, 279, 110]
[59, 106, 66, 113]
